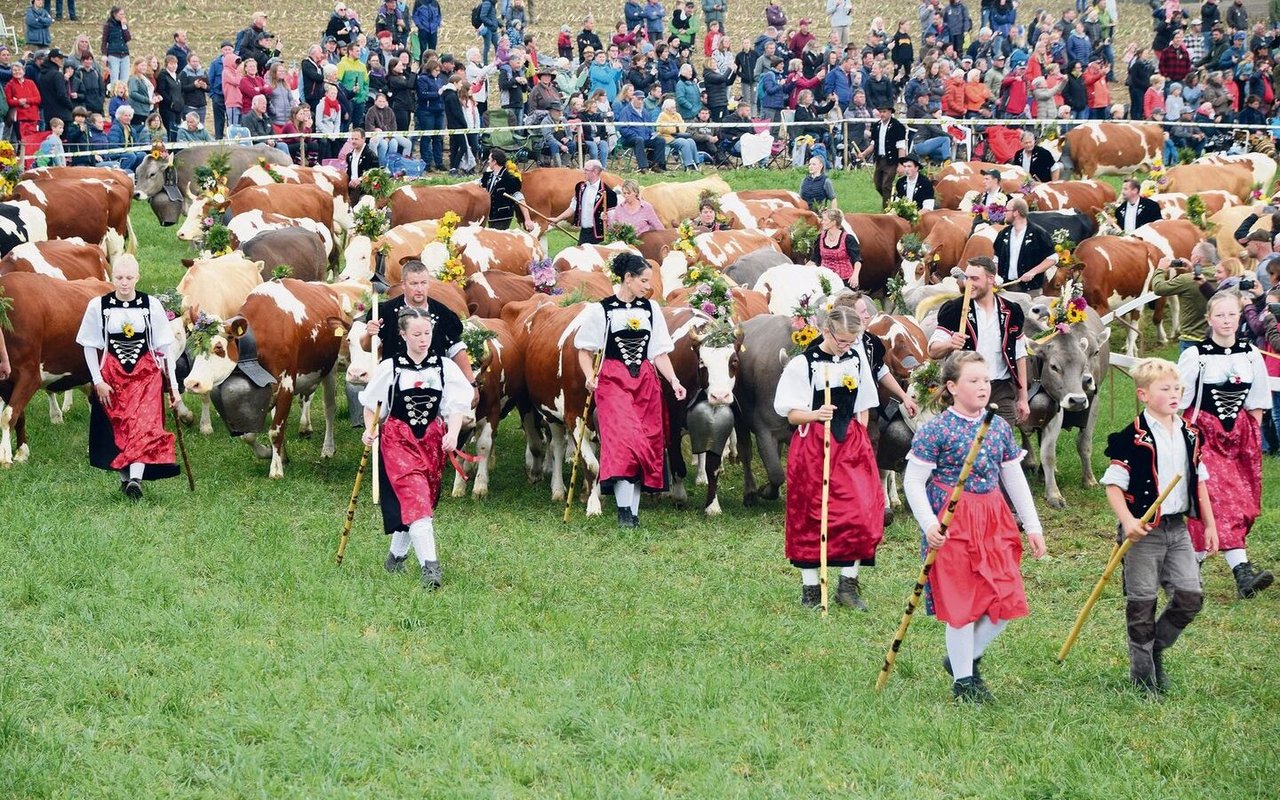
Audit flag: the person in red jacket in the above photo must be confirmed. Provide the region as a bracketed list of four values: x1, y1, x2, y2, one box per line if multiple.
[1083, 57, 1111, 120]
[999, 63, 1030, 118]
[787, 57, 824, 108]
[5, 63, 42, 141]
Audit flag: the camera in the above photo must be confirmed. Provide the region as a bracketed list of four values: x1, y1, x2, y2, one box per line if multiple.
[1170, 258, 1187, 270]
[1269, 302, 1280, 318]
[1193, 264, 1202, 278]
[1241, 276, 1257, 291]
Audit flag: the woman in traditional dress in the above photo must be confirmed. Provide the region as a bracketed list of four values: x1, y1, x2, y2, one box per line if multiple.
[810, 206, 862, 289]
[478, 146, 530, 230]
[359, 307, 471, 589]
[1179, 291, 1274, 598]
[76, 255, 181, 500]
[903, 351, 1047, 703]
[773, 296, 884, 610]
[574, 253, 687, 528]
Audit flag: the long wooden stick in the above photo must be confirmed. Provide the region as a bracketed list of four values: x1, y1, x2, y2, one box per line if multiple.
[503, 192, 582, 242]
[957, 275, 975, 344]
[1056, 473, 1183, 664]
[820, 366, 833, 617]
[876, 403, 999, 692]
[563, 350, 605, 524]
[337, 401, 382, 566]
[370, 298, 381, 504]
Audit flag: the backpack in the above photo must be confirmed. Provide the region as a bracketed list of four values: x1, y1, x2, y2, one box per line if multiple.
[471, 3, 484, 30]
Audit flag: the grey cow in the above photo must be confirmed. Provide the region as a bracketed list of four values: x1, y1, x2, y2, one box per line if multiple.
[132, 144, 292, 226]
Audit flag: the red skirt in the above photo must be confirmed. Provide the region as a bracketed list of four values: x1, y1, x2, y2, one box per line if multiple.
[378, 416, 445, 530]
[1186, 411, 1261, 552]
[927, 487, 1028, 626]
[596, 358, 667, 493]
[88, 352, 178, 479]
[784, 420, 884, 567]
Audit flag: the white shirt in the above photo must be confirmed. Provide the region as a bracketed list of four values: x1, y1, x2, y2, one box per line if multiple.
[1100, 412, 1209, 516]
[1020, 149, 1033, 172]
[1006, 223, 1027, 282]
[773, 343, 879, 418]
[350, 146, 365, 181]
[573, 181, 600, 229]
[1177, 340, 1271, 413]
[358, 355, 473, 420]
[973, 300, 1010, 380]
[1123, 200, 1139, 232]
[571, 298, 675, 360]
[877, 121, 888, 155]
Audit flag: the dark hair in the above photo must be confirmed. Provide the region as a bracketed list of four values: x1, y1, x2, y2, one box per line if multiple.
[489, 146, 507, 163]
[967, 255, 997, 275]
[610, 253, 649, 281]
[397, 305, 433, 333]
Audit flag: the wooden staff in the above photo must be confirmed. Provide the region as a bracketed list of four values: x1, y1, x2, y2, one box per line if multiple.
[957, 270, 974, 344]
[503, 192, 581, 242]
[163, 371, 195, 492]
[370, 297, 381, 503]
[563, 350, 605, 524]
[875, 403, 999, 692]
[819, 366, 833, 617]
[1056, 473, 1183, 664]
[336, 402, 382, 566]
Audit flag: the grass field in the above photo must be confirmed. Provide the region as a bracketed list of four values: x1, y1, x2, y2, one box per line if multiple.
[2, 165, 1280, 798]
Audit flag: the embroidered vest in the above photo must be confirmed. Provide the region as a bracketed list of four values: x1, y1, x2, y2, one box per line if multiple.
[388, 353, 444, 437]
[804, 338, 863, 442]
[102, 292, 152, 373]
[602, 296, 652, 379]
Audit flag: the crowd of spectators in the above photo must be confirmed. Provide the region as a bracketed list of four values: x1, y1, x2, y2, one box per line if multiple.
[5, 0, 1280, 172]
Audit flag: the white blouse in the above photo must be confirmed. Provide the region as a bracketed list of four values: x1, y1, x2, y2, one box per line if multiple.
[358, 356, 473, 421]
[774, 342, 879, 417]
[572, 298, 675, 360]
[1177, 342, 1270, 413]
[76, 293, 179, 386]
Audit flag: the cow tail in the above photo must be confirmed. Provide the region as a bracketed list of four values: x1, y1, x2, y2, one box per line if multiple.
[126, 213, 138, 255]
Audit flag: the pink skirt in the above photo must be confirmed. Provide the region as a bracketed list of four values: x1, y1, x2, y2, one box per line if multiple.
[928, 487, 1029, 626]
[595, 358, 667, 493]
[1186, 410, 1261, 552]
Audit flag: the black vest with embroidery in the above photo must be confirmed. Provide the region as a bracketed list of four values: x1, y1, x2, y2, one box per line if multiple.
[1104, 416, 1202, 522]
[601, 296, 652, 378]
[102, 292, 152, 373]
[805, 338, 863, 443]
[1192, 339, 1253, 432]
[387, 353, 444, 438]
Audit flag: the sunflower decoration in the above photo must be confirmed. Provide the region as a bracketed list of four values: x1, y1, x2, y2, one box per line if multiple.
[790, 324, 819, 349]
[505, 160, 521, 181]
[0, 140, 19, 200]
[674, 220, 698, 259]
[627, 316, 642, 331]
[841, 374, 857, 391]
[439, 255, 467, 287]
[1043, 282, 1088, 336]
[896, 233, 927, 263]
[684, 265, 734, 322]
[1147, 154, 1166, 187]
[1051, 228, 1077, 271]
[121, 322, 136, 338]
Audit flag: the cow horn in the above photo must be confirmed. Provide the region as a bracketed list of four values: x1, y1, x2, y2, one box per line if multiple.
[949, 266, 967, 281]
[185, 182, 197, 202]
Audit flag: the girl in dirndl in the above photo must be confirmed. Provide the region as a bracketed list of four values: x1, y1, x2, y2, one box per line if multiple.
[76, 255, 181, 500]
[1178, 290, 1274, 598]
[809, 207, 863, 289]
[773, 298, 884, 611]
[574, 253, 688, 528]
[903, 351, 1047, 703]
[359, 307, 471, 590]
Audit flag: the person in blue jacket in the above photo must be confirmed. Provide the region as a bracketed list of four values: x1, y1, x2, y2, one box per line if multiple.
[416, 56, 447, 172]
[759, 57, 792, 122]
[414, 0, 442, 53]
[643, 0, 666, 41]
[25, 0, 53, 48]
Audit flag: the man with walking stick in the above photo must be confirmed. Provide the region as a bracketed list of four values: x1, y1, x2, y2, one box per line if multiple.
[76, 256, 186, 500]
[1098, 358, 1216, 695]
[549, 159, 618, 245]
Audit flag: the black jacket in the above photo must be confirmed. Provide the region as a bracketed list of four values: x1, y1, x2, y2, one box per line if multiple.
[347, 145, 381, 178]
[1115, 197, 1162, 232]
[155, 69, 184, 117]
[867, 117, 908, 163]
[75, 63, 106, 115]
[1104, 414, 1203, 523]
[703, 63, 736, 109]
[1006, 145, 1055, 183]
[302, 57, 327, 105]
[37, 63, 73, 126]
[893, 173, 935, 208]
[993, 221, 1055, 290]
[936, 294, 1026, 387]
[442, 85, 466, 129]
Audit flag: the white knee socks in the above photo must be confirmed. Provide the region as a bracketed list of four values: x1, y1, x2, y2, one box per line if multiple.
[408, 518, 437, 564]
[388, 530, 411, 558]
[128, 463, 144, 480]
[841, 562, 860, 578]
[800, 568, 820, 586]
[945, 623, 976, 680]
[614, 480, 634, 510]
[973, 616, 1008, 657]
[1224, 549, 1248, 569]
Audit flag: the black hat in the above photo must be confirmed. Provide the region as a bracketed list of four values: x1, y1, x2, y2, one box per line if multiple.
[981, 168, 1001, 179]
[901, 154, 922, 167]
[876, 103, 894, 111]
[47, 48, 65, 60]
[220, 40, 235, 49]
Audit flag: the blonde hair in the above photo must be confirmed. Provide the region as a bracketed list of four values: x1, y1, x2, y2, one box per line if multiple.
[820, 292, 864, 336]
[1207, 289, 1243, 316]
[1217, 257, 1245, 278]
[1131, 357, 1180, 390]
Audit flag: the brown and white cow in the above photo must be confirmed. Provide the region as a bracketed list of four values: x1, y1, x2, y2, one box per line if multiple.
[640, 175, 732, 227]
[1025, 180, 1116, 216]
[936, 161, 1029, 182]
[232, 163, 349, 204]
[339, 220, 440, 284]
[450, 317, 525, 499]
[13, 179, 126, 255]
[0, 238, 109, 281]
[465, 269, 613, 318]
[721, 193, 797, 228]
[1056, 235, 1164, 355]
[225, 209, 337, 261]
[21, 165, 135, 196]
[935, 171, 1029, 210]
[1162, 162, 1255, 203]
[418, 223, 541, 277]
[1063, 122, 1162, 178]
[552, 242, 641, 273]
[520, 167, 624, 225]
[183, 278, 362, 477]
[841, 213, 911, 292]
[178, 184, 344, 241]
[0, 274, 108, 465]
[753, 263, 848, 314]
[1194, 152, 1277, 191]
[384, 182, 491, 226]
[1150, 191, 1240, 219]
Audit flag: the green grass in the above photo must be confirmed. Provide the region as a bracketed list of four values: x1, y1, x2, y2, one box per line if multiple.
[2, 170, 1279, 798]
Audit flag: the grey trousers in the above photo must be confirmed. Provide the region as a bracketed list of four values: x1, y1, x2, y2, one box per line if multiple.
[1121, 515, 1205, 678]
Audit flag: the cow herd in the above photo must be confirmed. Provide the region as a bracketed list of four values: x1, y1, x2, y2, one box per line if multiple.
[1, 124, 1278, 518]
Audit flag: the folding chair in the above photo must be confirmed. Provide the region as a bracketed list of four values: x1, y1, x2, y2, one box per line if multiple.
[481, 108, 538, 169]
[0, 15, 18, 53]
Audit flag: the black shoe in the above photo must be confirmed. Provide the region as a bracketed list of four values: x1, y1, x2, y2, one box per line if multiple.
[1131, 671, 1162, 695]
[123, 478, 143, 501]
[1153, 647, 1169, 692]
[834, 575, 868, 611]
[1233, 562, 1275, 598]
[943, 655, 989, 696]
[952, 676, 985, 703]
[420, 560, 442, 590]
[617, 507, 632, 528]
[801, 584, 821, 607]
[384, 552, 407, 573]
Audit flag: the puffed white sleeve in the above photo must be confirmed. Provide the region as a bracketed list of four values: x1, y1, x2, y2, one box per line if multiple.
[647, 299, 674, 358]
[147, 295, 179, 388]
[1176, 345, 1201, 411]
[357, 358, 395, 416]
[1001, 459, 1044, 535]
[1246, 349, 1271, 410]
[75, 296, 106, 350]
[571, 302, 607, 352]
[921, 198, 936, 211]
[773, 354, 813, 417]
[903, 457, 939, 532]
[853, 344, 879, 414]
[441, 357, 473, 418]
